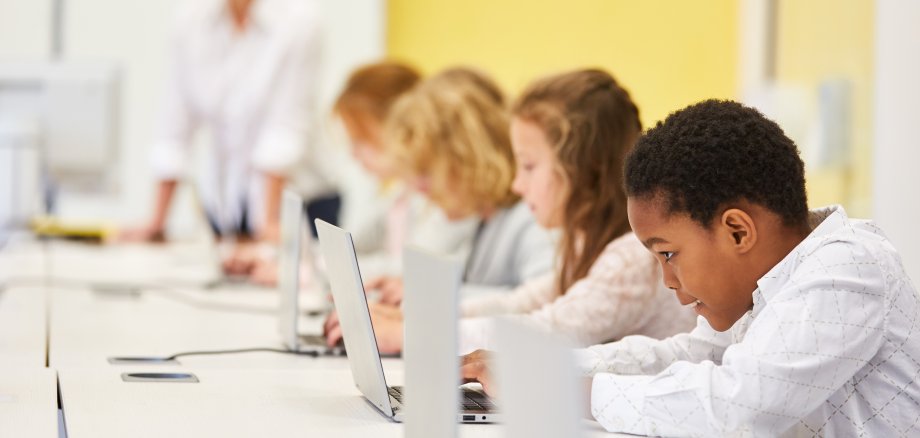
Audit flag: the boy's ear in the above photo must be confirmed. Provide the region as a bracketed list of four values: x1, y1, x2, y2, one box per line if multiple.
[720, 208, 757, 254]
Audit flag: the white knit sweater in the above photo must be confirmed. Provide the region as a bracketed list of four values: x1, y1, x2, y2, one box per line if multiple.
[457, 232, 697, 353]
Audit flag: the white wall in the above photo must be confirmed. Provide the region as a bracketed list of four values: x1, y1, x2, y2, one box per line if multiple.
[872, 0, 920, 283]
[0, 0, 52, 58]
[0, 0, 384, 234]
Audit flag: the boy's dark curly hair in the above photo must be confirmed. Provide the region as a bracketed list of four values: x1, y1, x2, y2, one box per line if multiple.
[625, 99, 808, 228]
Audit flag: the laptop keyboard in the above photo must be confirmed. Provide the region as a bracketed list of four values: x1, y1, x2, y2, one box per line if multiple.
[388, 386, 496, 411]
[298, 334, 345, 348]
[298, 334, 326, 345]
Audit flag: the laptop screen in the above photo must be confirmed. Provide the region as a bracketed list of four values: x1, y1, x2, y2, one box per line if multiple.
[315, 219, 395, 417]
[278, 190, 303, 350]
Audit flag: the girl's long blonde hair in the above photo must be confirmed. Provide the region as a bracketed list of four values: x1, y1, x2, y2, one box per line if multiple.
[384, 67, 518, 217]
[513, 69, 641, 294]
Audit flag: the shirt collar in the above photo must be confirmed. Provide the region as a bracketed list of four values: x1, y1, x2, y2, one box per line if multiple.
[754, 204, 849, 302]
[248, 0, 281, 33]
[211, 0, 275, 34]
[749, 287, 766, 320]
[732, 288, 764, 342]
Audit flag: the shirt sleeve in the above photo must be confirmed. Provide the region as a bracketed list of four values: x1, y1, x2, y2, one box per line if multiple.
[462, 237, 689, 349]
[588, 242, 887, 436]
[150, 26, 196, 180]
[460, 274, 556, 318]
[573, 316, 731, 376]
[522, 247, 662, 346]
[250, 11, 320, 175]
[457, 278, 554, 354]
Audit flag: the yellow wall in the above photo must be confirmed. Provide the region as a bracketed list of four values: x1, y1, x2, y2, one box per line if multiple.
[386, 0, 739, 128]
[776, 1, 875, 216]
[387, 1, 876, 215]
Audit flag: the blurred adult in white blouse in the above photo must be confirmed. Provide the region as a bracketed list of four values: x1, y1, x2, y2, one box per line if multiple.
[125, 0, 321, 261]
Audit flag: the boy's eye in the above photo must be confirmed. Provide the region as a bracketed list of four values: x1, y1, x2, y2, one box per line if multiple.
[660, 251, 675, 262]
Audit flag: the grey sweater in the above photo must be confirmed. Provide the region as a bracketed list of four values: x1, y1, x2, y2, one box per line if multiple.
[461, 201, 557, 295]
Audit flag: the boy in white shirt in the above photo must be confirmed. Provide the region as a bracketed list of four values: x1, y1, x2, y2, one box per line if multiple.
[462, 99, 920, 437]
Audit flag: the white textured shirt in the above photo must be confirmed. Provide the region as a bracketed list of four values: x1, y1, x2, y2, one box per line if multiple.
[152, 0, 321, 232]
[577, 205, 920, 437]
[457, 232, 697, 354]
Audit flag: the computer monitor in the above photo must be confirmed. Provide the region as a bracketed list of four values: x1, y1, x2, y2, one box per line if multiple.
[0, 61, 120, 179]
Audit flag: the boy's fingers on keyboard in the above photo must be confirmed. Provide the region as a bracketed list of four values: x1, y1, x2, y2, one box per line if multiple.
[461, 349, 491, 365]
[460, 360, 487, 382]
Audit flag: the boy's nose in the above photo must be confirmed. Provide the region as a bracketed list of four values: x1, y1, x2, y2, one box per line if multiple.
[661, 264, 681, 290]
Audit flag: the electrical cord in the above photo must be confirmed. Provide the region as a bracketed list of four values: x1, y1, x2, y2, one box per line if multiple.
[3, 242, 336, 362]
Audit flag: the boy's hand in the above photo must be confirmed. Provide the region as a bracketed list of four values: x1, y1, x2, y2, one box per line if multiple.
[460, 349, 496, 396]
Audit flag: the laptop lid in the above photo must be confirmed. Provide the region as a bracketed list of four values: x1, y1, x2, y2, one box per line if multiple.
[494, 319, 584, 438]
[315, 219, 395, 418]
[278, 190, 303, 351]
[402, 246, 462, 437]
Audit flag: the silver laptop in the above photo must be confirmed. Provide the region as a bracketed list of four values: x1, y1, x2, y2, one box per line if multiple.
[315, 219, 498, 424]
[494, 319, 584, 437]
[278, 190, 341, 354]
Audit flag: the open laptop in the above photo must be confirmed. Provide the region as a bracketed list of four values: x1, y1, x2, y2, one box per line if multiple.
[315, 219, 499, 424]
[494, 319, 584, 437]
[277, 190, 341, 354]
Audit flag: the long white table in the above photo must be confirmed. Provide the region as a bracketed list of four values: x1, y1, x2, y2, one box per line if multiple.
[0, 287, 48, 368]
[0, 236, 51, 368]
[37, 238, 341, 370]
[0, 369, 58, 438]
[41, 240, 224, 288]
[0, 234, 51, 281]
[0, 238, 637, 436]
[59, 368, 617, 438]
[51, 285, 280, 368]
[60, 368, 409, 438]
[0, 237, 58, 437]
[46, 279, 368, 370]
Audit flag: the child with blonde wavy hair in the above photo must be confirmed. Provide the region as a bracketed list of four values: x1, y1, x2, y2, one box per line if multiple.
[324, 68, 557, 353]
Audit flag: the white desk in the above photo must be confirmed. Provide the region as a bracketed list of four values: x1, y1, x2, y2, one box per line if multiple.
[0, 235, 50, 281]
[0, 369, 58, 438]
[0, 287, 48, 368]
[37, 239, 330, 369]
[2, 239, 634, 437]
[59, 368, 618, 438]
[42, 240, 223, 288]
[48, 285, 350, 370]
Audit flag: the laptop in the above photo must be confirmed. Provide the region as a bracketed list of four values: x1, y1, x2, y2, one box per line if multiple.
[494, 319, 584, 437]
[277, 190, 341, 354]
[315, 219, 499, 424]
